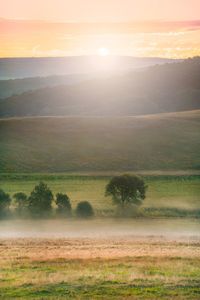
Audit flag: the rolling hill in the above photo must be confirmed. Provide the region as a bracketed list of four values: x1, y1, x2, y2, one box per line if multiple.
[0, 58, 199, 117]
[0, 73, 94, 99]
[0, 56, 180, 99]
[0, 110, 199, 173]
[0, 56, 177, 80]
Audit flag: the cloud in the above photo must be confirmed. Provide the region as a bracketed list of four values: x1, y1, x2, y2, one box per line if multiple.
[1, 19, 200, 34]
[0, 18, 200, 58]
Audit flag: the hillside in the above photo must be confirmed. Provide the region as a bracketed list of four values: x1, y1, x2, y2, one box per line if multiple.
[0, 73, 94, 99]
[0, 56, 176, 80]
[0, 110, 199, 173]
[0, 58, 199, 117]
[0, 56, 179, 99]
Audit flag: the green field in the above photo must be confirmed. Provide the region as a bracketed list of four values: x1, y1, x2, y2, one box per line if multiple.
[1, 257, 200, 299]
[0, 110, 200, 173]
[1, 173, 200, 217]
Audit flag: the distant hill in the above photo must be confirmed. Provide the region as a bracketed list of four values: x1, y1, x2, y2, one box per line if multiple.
[0, 58, 199, 118]
[0, 110, 199, 173]
[0, 56, 177, 80]
[0, 73, 94, 99]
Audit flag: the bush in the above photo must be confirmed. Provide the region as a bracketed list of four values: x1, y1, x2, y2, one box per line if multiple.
[13, 192, 28, 215]
[75, 201, 94, 218]
[0, 189, 11, 217]
[28, 182, 53, 217]
[55, 193, 71, 216]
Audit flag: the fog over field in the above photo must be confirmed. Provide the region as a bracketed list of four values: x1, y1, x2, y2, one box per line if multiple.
[0, 219, 199, 239]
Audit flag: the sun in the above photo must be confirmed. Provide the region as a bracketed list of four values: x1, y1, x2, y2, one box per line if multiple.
[97, 47, 110, 56]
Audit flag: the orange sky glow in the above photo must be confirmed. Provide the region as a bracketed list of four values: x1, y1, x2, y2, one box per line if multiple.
[0, 0, 200, 58]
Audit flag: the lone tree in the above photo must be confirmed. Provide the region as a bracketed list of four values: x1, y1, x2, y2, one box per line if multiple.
[55, 193, 71, 216]
[0, 189, 11, 217]
[13, 192, 28, 215]
[28, 182, 53, 217]
[105, 174, 147, 209]
[76, 201, 94, 218]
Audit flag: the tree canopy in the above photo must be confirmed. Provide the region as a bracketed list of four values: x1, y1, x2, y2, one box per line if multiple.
[28, 182, 53, 216]
[0, 189, 11, 215]
[14, 192, 28, 214]
[105, 174, 147, 208]
[56, 193, 71, 215]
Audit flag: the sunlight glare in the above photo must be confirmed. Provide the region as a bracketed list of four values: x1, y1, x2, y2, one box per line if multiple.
[98, 47, 110, 56]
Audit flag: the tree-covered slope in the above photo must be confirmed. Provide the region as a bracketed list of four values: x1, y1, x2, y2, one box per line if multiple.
[0, 58, 199, 118]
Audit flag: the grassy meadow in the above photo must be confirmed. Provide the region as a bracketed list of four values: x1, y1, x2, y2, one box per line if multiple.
[0, 238, 199, 299]
[0, 173, 200, 217]
[1, 110, 200, 173]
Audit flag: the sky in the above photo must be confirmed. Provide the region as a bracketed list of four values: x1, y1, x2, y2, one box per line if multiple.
[0, 0, 200, 58]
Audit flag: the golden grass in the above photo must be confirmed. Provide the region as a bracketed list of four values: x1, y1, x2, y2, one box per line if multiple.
[0, 237, 199, 261]
[0, 237, 200, 299]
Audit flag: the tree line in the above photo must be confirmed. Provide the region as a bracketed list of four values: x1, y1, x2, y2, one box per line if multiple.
[0, 174, 147, 218]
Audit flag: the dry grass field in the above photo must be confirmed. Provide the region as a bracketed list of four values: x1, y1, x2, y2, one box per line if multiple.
[0, 220, 200, 299]
[0, 238, 200, 299]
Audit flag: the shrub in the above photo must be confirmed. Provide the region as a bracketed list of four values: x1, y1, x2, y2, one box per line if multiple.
[75, 201, 94, 218]
[13, 192, 28, 215]
[55, 193, 71, 216]
[0, 189, 11, 217]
